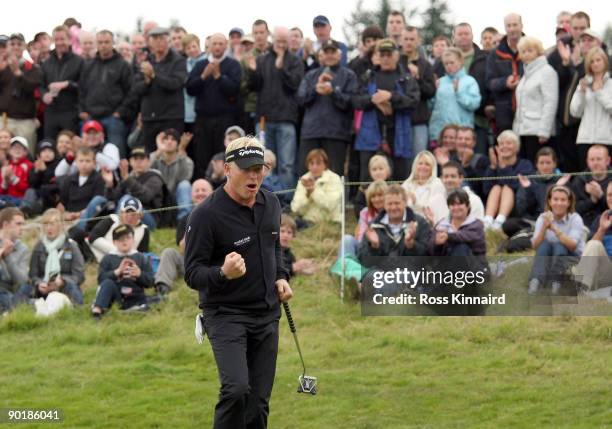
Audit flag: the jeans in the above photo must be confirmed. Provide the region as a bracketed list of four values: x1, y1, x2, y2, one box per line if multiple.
[530, 241, 578, 282]
[257, 121, 297, 189]
[77, 195, 108, 231]
[16, 281, 83, 305]
[339, 235, 359, 258]
[412, 124, 429, 155]
[0, 195, 22, 207]
[154, 248, 184, 288]
[0, 287, 14, 314]
[94, 279, 145, 310]
[117, 194, 157, 230]
[176, 180, 192, 221]
[98, 115, 128, 159]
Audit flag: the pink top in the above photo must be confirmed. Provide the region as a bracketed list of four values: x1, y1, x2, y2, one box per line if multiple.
[357, 207, 379, 241]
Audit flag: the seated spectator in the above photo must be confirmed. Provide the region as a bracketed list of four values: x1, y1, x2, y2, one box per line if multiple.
[55, 120, 120, 177]
[0, 129, 12, 164]
[296, 39, 358, 176]
[55, 129, 75, 158]
[0, 208, 29, 314]
[432, 123, 458, 159]
[57, 147, 105, 231]
[428, 47, 481, 143]
[430, 189, 486, 264]
[358, 184, 432, 259]
[23, 208, 85, 310]
[101, 147, 164, 230]
[341, 180, 387, 259]
[454, 127, 488, 198]
[149, 129, 194, 221]
[571, 144, 611, 228]
[291, 149, 342, 224]
[483, 130, 534, 230]
[353, 38, 420, 180]
[401, 150, 447, 225]
[570, 47, 612, 171]
[429, 161, 485, 223]
[261, 150, 291, 207]
[573, 182, 612, 292]
[280, 214, 317, 278]
[154, 179, 213, 295]
[353, 154, 391, 220]
[502, 147, 567, 239]
[205, 125, 245, 189]
[88, 196, 150, 263]
[512, 36, 558, 163]
[91, 224, 154, 318]
[0, 137, 33, 207]
[528, 185, 584, 295]
[21, 139, 61, 217]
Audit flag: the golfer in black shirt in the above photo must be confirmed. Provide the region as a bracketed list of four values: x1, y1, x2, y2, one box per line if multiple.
[184, 136, 293, 429]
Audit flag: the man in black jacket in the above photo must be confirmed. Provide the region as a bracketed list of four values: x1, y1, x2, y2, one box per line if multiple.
[485, 14, 524, 136]
[184, 137, 292, 429]
[186, 33, 242, 180]
[571, 145, 611, 228]
[127, 27, 186, 153]
[296, 39, 358, 176]
[400, 26, 436, 155]
[79, 30, 132, 158]
[41, 25, 84, 139]
[0, 32, 42, 152]
[247, 26, 304, 188]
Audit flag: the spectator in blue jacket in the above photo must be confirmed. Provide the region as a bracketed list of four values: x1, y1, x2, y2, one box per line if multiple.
[483, 130, 534, 230]
[429, 47, 481, 143]
[297, 39, 358, 176]
[186, 33, 242, 180]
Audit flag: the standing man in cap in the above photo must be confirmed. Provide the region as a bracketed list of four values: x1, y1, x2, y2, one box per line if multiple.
[184, 136, 293, 429]
[41, 25, 84, 139]
[306, 15, 348, 69]
[228, 27, 244, 60]
[0, 32, 42, 153]
[186, 33, 242, 180]
[127, 27, 187, 153]
[297, 39, 358, 176]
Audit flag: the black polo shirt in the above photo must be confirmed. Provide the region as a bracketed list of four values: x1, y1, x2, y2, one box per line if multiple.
[184, 186, 288, 313]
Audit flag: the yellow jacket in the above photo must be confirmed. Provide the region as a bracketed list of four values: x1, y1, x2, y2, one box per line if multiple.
[291, 169, 343, 223]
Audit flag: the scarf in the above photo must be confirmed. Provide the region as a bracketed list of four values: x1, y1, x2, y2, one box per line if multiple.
[42, 234, 66, 282]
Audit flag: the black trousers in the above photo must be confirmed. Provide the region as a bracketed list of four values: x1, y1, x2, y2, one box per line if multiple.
[557, 123, 580, 173]
[142, 119, 184, 154]
[193, 114, 236, 180]
[44, 110, 79, 139]
[298, 138, 347, 177]
[204, 307, 280, 429]
[519, 135, 551, 165]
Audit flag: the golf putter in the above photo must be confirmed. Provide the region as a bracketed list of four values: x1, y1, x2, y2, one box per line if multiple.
[283, 302, 317, 395]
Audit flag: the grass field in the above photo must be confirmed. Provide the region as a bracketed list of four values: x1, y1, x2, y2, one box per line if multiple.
[1, 222, 611, 428]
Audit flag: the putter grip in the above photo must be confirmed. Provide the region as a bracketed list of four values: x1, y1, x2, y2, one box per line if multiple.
[283, 302, 297, 333]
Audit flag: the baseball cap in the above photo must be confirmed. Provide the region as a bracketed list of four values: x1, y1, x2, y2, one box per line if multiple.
[10, 136, 29, 151]
[149, 27, 170, 37]
[229, 27, 244, 37]
[321, 39, 340, 51]
[313, 15, 331, 26]
[37, 138, 55, 153]
[0, 35, 8, 45]
[9, 33, 25, 42]
[119, 196, 143, 213]
[241, 34, 255, 44]
[129, 147, 147, 158]
[225, 125, 245, 137]
[225, 145, 266, 169]
[376, 38, 398, 53]
[82, 120, 103, 134]
[580, 28, 601, 40]
[112, 224, 135, 241]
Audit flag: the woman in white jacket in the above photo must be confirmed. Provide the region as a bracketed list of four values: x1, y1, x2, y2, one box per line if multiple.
[401, 150, 447, 225]
[513, 36, 559, 164]
[570, 47, 612, 170]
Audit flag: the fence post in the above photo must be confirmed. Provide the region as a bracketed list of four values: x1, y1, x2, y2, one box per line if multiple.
[340, 175, 346, 300]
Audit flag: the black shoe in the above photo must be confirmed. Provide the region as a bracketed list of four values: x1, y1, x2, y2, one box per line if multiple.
[156, 283, 171, 296]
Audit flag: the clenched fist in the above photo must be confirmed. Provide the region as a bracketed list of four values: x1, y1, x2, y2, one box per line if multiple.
[222, 251, 246, 280]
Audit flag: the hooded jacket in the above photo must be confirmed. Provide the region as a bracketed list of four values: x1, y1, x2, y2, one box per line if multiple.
[570, 73, 612, 145]
[78, 50, 133, 118]
[513, 56, 559, 138]
[429, 68, 481, 140]
[105, 169, 166, 214]
[429, 215, 486, 256]
[297, 63, 358, 142]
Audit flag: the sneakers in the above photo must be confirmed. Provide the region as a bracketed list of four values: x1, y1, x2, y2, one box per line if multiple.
[122, 303, 150, 313]
[491, 220, 504, 231]
[528, 278, 540, 295]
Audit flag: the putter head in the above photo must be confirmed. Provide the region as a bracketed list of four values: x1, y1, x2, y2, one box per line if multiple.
[297, 375, 317, 395]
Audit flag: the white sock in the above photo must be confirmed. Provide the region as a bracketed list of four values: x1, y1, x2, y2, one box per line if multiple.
[494, 214, 507, 225]
[484, 215, 494, 226]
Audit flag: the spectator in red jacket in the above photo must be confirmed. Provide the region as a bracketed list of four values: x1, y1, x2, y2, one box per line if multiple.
[0, 137, 33, 206]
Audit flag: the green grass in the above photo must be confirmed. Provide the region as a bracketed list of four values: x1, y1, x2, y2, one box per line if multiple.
[1, 223, 611, 428]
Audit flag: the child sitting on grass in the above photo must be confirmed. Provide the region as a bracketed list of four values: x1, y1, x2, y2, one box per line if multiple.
[280, 214, 317, 278]
[91, 224, 154, 318]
